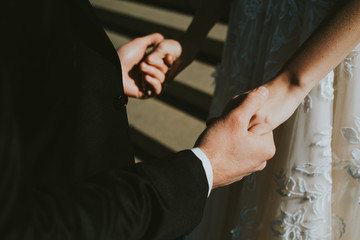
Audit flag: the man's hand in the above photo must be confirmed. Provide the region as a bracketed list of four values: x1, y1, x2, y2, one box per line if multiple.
[196, 87, 276, 188]
[117, 33, 169, 99]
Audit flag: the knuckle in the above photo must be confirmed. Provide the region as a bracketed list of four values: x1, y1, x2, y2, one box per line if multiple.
[265, 143, 276, 159]
[133, 37, 142, 44]
[153, 33, 164, 40]
[156, 42, 165, 51]
[247, 91, 262, 105]
[161, 65, 169, 74]
[263, 115, 272, 125]
[257, 162, 267, 171]
[248, 89, 266, 105]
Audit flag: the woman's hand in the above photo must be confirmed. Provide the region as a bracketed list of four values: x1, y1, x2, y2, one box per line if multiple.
[248, 74, 306, 134]
[141, 39, 183, 88]
[142, 36, 200, 88]
[139, 0, 231, 96]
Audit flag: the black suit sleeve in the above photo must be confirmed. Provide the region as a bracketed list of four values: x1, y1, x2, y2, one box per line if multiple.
[0, 1, 209, 238]
[0, 66, 208, 240]
[0, 115, 208, 240]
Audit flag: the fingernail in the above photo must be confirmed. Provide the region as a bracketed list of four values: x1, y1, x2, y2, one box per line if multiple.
[256, 86, 268, 97]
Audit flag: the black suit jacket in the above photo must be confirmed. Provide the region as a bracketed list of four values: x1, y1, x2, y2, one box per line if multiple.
[0, 0, 208, 239]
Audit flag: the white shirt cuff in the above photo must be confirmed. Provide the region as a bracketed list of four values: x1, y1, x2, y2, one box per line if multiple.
[190, 148, 213, 196]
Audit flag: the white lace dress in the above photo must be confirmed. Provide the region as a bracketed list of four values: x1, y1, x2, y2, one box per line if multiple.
[187, 0, 360, 239]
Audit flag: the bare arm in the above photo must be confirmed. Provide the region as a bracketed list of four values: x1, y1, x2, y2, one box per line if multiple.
[141, 0, 232, 85]
[183, 0, 231, 47]
[250, 0, 360, 133]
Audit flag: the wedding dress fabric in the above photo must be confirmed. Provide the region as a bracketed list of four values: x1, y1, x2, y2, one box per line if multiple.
[187, 0, 360, 239]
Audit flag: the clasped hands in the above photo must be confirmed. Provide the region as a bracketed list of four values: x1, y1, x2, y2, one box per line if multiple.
[117, 33, 276, 188]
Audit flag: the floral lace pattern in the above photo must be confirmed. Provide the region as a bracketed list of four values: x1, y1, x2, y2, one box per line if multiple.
[275, 169, 330, 203]
[270, 125, 335, 239]
[332, 215, 346, 239]
[344, 50, 360, 79]
[319, 72, 334, 101]
[230, 207, 261, 240]
[302, 95, 312, 113]
[334, 115, 360, 203]
[191, 0, 360, 239]
[311, 126, 333, 160]
[270, 208, 328, 240]
[209, 0, 338, 118]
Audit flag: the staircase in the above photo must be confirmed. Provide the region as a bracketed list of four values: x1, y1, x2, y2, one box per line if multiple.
[89, 0, 227, 161]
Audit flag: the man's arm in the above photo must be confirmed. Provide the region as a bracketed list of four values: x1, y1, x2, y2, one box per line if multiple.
[1, 82, 273, 240]
[0, 21, 274, 239]
[0, 120, 207, 240]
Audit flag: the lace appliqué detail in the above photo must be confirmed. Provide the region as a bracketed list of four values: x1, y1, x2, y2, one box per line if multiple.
[319, 71, 334, 101]
[344, 50, 360, 79]
[311, 127, 333, 159]
[276, 169, 326, 200]
[341, 128, 360, 144]
[275, 167, 331, 215]
[243, 0, 266, 20]
[332, 214, 346, 239]
[296, 162, 332, 185]
[270, 208, 328, 240]
[334, 115, 360, 204]
[230, 207, 261, 240]
[271, 126, 334, 238]
[302, 95, 312, 113]
[271, 208, 346, 240]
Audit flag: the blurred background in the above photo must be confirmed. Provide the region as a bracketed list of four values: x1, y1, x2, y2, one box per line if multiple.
[90, 0, 229, 162]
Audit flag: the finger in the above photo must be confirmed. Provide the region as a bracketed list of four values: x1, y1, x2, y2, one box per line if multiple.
[264, 131, 276, 159]
[145, 54, 169, 73]
[249, 123, 272, 135]
[254, 161, 267, 172]
[138, 33, 164, 48]
[164, 54, 175, 67]
[140, 62, 165, 83]
[144, 75, 162, 95]
[233, 87, 269, 126]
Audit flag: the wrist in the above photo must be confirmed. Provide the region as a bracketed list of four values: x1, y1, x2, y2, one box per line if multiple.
[267, 71, 312, 103]
[255, 72, 308, 130]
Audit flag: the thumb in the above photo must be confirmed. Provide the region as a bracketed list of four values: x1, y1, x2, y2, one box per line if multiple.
[233, 87, 269, 125]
